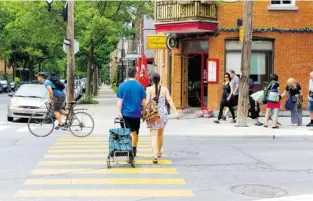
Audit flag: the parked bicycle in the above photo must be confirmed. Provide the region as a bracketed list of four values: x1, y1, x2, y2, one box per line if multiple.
[28, 101, 94, 137]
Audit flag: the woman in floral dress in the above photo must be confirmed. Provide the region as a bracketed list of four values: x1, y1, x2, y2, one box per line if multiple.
[145, 73, 180, 164]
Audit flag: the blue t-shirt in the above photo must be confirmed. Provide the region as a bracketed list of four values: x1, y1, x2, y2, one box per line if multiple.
[43, 80, 65, 97]
[117, 80, 146, 118]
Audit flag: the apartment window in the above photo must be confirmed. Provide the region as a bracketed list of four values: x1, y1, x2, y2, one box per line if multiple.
[268, 0, 298, 10]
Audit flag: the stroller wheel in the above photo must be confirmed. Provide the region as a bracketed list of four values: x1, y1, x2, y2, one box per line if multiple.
[107, 155, 111, 169]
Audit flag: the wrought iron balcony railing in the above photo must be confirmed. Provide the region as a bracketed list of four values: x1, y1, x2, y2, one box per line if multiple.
[156, 1, 218, 23]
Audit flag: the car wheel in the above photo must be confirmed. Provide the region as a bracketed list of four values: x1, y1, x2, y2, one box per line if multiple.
[7, 116, 13, 122]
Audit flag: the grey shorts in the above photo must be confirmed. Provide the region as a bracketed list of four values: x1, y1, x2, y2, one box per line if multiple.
[53, 94, 65, 111]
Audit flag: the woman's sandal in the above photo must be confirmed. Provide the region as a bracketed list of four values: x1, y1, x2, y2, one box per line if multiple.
[157, 153, 162, 158]
[152, 157, 158, 164]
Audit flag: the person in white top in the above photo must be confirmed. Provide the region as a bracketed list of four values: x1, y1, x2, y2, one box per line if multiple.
[307, 72, 313, 127]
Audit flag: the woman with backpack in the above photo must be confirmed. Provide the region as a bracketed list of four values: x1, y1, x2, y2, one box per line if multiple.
[264, 74, 282, 129]
[281, 78, 302, 126]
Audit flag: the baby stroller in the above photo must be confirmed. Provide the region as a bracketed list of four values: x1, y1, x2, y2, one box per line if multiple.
[107, 118, 135, 168]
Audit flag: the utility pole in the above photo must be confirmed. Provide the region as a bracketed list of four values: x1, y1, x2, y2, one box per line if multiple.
[66, 0, 75, 103]
[236, 1, 254, 127]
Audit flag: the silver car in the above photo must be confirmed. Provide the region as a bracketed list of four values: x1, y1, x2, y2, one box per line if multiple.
[7, 84, 49, 121]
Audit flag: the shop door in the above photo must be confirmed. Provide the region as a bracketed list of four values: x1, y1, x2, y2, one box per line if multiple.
[182, 56, 188, 108]
[201, 54, 208, 109]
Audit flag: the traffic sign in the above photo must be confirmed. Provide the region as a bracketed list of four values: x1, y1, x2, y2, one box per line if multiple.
[62, 39, 79, 54]
[73, 39, 79, 54]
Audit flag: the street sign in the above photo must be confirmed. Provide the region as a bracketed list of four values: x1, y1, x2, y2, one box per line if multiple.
[62, 39, 79, 54]
[239, 26, 244, 43]
[73, 39, 79, 54]
[146, 35, 167, 49]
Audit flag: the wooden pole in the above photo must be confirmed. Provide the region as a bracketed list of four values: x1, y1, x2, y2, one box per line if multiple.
[236, 1, 254, 127]
[66, 0, 75, 103]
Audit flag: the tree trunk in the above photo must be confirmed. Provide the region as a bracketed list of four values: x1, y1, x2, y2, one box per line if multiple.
[4, 61, 7, 79]
[85, 39, 94, 100]
[92, 65, 97, 96]
[236, 1, 254, 127]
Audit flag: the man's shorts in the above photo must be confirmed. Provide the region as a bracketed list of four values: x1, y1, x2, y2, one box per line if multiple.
[53, 94, 65, 111]
[309, 101, 313, 112]
[122, 116, 141, 135]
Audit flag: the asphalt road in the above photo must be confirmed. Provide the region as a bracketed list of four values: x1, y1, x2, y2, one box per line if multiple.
[1, 91, 313, 201]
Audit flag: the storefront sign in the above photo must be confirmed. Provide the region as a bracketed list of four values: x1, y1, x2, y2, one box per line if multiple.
[146, 35, 167, 49]
[207, 58, 219, 84]
[166, 36, 178, 49]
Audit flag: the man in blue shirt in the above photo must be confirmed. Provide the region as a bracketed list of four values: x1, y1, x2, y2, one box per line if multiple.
[117, 67, 146, 157]
[37, 72, 67, 130]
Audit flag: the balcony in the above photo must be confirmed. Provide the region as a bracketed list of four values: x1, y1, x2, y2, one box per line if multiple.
[155, 1, 218, 33]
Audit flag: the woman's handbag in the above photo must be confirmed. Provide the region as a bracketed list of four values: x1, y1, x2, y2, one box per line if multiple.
[267, 91, 280, 102]
[285, 99, 294, 110]
[143, 86, 161, 127]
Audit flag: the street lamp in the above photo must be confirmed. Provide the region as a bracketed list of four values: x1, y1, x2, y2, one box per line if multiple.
[46, 0, 53, 12]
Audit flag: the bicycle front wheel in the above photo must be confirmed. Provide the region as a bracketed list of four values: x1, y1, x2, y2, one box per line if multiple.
[69, 111, 94, 137]
[28, 112, 55, 137]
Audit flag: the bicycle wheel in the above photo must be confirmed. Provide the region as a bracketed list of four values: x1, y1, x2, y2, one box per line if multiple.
[69, 111, 94, 137]
[28, 112, 55, 137]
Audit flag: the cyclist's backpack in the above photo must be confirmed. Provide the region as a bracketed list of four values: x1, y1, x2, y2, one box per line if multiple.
[48, 77, 65, 91]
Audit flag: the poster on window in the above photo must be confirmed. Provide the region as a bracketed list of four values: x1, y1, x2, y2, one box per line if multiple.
[207, 59, 219, 84]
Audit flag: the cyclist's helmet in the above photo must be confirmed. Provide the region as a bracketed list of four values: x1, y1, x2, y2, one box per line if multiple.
[37, 72, 47, 79]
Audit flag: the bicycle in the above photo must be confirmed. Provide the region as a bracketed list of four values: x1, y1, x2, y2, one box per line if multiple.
[28, 101, 94, 137]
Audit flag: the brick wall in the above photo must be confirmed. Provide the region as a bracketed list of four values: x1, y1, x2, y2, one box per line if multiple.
[207, 1, 313, 110]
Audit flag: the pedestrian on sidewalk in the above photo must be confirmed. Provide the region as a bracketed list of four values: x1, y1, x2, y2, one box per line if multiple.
[281, 78, 303, 126]
[117, 67, 146, 157]
[214, 73, 236, 124]
[221, 70, 239, 121]
[307, 72, 313, 127]
[264, 74, 282, 129]
[145, 72, 179, 164]
[248, 79, 263, 126]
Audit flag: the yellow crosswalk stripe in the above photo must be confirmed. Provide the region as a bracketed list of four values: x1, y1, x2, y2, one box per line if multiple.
[25, 178, 186, 185]
[50, 145, 150, 148]
[38, 160, 172, 166]
[44, 154, 165, 158]
[48, 149, 152, 153]
[14, 189, 193, 197]
[54, 142, 151, 145]
[31, 168, 179, 175]
[58, 136, 151, 139]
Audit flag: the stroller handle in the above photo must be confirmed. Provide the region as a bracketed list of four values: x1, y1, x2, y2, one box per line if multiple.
[114, 117, 126, 128]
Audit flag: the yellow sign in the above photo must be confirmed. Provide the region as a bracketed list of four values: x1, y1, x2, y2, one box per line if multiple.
[146, 35, 167, 49]
[239, 26, 244, 43]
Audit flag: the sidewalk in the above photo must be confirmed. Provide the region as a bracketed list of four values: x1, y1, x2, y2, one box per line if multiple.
[78, 85, 313, 138]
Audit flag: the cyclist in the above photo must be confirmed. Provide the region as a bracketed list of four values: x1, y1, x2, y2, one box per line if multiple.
[37, 72, 67, 130]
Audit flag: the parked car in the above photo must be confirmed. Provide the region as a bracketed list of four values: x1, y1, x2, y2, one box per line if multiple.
[75, 79, 83, 98]
[80, 78, 86, 93]
[10, 81, 17, 91]
[60, 79, 81, 100]
[0, 80, 10, 92]
[0, 83, 3, 93]
[7, 84, 49, 121]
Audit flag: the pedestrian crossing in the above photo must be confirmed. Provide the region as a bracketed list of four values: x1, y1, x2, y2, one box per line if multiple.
[14, 136, 194, 199]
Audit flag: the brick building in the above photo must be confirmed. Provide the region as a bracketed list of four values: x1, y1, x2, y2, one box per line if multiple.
[153, 0, 313, 110]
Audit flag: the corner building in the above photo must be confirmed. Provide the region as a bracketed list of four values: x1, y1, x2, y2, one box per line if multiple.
[153, 0, 313, 110]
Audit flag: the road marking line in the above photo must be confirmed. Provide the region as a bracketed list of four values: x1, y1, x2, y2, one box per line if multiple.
[16, 127, 29, 132]
[54, 142, 151, 145]
[0, 126, 8, 131]
[50, 145, 150, 148]
[38, 160, 172, 165]
[44, 153, 165, 158]
[48, 149, 152, 153]
[14, 190, 193, 197]
[24, 178, 186, 185]
[31, 168, 179, 175]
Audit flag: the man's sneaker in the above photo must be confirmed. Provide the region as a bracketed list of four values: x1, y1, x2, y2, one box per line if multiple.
[231, 119, 236, 123]
[55, 123, 65, 130]
[306, 122, 313, 127]
[221, 115, 226, 121]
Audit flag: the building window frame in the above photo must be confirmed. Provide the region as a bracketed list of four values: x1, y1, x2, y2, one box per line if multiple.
[268, 0, 298, 11]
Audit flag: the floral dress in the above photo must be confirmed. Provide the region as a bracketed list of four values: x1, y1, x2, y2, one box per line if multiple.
[149, 91, 169, 129]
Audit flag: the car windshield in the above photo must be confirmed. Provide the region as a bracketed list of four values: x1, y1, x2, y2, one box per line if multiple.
[15, 85, 49, 99]
[0, 80, 7, 84]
